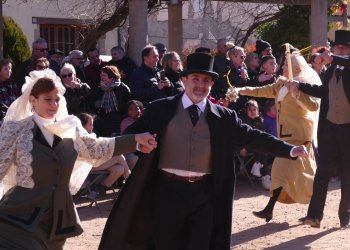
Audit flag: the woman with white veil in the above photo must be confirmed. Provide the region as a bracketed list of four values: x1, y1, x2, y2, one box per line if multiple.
[237, 51, 321, 222]
[0, 69, 156, 249]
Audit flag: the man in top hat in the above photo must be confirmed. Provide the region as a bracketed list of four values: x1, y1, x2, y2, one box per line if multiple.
[256, 39, 273, 58]
[99, 53, 307, 250]
[195, 46, 211, 54]
[289, 29, 350, 229]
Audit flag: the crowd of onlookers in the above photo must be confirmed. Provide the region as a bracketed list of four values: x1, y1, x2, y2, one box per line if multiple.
[0, 36, 328, 192]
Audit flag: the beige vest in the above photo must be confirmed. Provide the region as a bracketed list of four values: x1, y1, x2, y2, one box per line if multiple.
[327, 70, 350, 124]
[157, 102, 211, 173]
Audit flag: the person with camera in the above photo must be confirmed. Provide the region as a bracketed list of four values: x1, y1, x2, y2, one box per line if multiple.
[129, 45, 172, 106]
[92, 65, 131, 137]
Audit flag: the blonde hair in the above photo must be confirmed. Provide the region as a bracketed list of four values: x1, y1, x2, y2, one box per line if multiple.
[161, 51, 183, 71]
[228, 46, 244, 58]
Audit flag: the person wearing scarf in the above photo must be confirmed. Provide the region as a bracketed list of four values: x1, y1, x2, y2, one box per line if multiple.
[93, 65, 131, 137]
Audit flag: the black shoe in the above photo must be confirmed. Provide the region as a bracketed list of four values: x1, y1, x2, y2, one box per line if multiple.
[304, 217, 321, 228]
[253, 210, 273, 222]
[298, 216, 307, 222]
[340, 222, 350, 229]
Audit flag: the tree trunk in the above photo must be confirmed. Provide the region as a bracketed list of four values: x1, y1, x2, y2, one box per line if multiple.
[0, 3, 3, 58]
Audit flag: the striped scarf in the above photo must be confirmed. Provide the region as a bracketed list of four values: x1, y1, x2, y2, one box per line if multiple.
[100, 80, 120, 113]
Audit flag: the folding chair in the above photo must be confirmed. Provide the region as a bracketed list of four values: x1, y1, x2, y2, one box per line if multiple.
[234, 151, 256, 187]
[74, 170, 115, 208]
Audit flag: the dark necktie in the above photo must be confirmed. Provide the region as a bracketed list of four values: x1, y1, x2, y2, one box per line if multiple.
[335, 67, 342, 83]
[187, 104, 200, 126]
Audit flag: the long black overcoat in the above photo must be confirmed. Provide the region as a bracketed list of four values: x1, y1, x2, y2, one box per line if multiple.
[99, 93, 294, 250]
[299, 55, 350, 140]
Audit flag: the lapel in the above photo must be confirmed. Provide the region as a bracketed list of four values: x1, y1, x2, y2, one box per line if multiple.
[32, 125, 69, 161]
[151, 94, 183, 134]
[323, 64, 350, 103]
[323, 64, 336, 87]
[155, 94, 222, 132]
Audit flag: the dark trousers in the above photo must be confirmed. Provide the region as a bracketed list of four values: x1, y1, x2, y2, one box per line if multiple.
[307, 120, 350, 225]
[154, 172, 213, 250]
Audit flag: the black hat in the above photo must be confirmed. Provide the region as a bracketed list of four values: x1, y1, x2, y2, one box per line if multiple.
[154, 43, 167, 52]
[49, 48, 64, 56]
[195, 47, 211, 53]
[331, 30, 350, 46]
[256, 39, 271, 55]
[180, 53, 219, 80]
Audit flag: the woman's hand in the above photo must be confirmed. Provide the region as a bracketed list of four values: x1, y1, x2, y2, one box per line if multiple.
[135, 133, 157, 153]
[240, 69, 248, 80]
[286, 80, 300, 97]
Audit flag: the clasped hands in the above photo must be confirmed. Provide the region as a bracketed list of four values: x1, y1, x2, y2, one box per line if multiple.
[157, 79, 171, 90]
[284, 80, 300, 96]
[135, 133, 157, 153]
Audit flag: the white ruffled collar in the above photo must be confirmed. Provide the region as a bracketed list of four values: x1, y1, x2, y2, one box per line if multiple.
[33, 113, 56, 127]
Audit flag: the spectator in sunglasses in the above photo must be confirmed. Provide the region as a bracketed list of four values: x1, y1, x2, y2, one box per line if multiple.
[226, 46, 250, 112]
[68, 50, 86, 83]
[29, 57, 50, 73]
[60, 63, 91, 115]
[15, 37, 49, 89]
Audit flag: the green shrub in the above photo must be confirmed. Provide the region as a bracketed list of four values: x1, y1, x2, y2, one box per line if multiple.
[256, 6, 310, 52]
[3, 16, 31, 67]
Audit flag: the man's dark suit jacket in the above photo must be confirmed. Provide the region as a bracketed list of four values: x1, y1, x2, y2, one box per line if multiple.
[299, 56, 350, 138]
[99, 93, 294, 250]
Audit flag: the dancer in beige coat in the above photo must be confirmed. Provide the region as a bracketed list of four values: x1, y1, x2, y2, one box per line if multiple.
[238, 52, 321, 222]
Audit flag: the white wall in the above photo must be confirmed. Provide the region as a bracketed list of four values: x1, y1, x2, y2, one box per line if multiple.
[3, 0, 118, 55]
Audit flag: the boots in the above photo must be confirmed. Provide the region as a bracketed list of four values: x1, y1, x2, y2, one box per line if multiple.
[253, 187, 282, 222]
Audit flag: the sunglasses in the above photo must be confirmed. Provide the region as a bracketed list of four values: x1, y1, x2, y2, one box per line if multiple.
[61, 73, 73, 78]
[36, 65, 48, 70]
[35, 48, 48, 52]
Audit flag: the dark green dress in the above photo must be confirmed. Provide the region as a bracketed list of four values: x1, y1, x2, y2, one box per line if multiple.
[0, 121, 136, 250]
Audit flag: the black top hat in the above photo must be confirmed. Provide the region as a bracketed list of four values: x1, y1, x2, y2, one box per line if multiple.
[331, 30, 350, 46]
[195, 47, 211, 53]
[49, 48, 64, 56]
[180, 53, 219, 80]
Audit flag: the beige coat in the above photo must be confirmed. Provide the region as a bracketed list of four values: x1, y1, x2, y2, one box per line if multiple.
[242, 77, 320, 203]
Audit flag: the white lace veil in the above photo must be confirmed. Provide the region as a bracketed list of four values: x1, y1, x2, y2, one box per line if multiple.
[4, 69, 68, 122]
[1, 69, 95, 196]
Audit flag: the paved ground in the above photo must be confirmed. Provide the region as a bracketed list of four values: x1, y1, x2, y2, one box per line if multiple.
[65, 179, 350, 249]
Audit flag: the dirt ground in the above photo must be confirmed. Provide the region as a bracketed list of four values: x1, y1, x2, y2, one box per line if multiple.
[65, 179, 350, 250]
